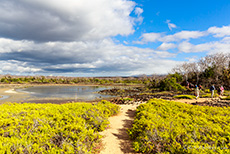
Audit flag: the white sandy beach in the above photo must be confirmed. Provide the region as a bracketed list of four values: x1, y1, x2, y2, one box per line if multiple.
[4, 89, 18, 94]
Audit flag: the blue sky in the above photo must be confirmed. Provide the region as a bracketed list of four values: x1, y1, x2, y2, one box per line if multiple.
[0, 0, 229, 76]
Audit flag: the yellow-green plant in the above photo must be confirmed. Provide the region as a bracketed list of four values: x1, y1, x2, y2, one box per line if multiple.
[221, 96, 230, 100]
[128, 99, 230, 153]
[0, 101, 119, 153]
[173, 95, 196, 99]
[201, 93, 219, 98]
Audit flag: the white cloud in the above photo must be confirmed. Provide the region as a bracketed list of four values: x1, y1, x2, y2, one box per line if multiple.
[178, 41, 212, 53]
[0, 38, 33, 53]
[221, 37, 230, 43]
[123, 41, 129, 44]
[166, 20, 177, 31]
[134, 32, 162, 44]
[160, 31, 206, 42]
[208, 42, 230, 54]
[178, 40, 230, 54]
[0, 0, 137, 42]
[208, 25, 230, 37]
[135, 30, 206, 44]
[0, 37, 179, 75]
[185, 56, 198, 63]
[134, 7, 144, 24]
[134, 7, 143, 16]
[157, 43, 176, 50]
[0, 61, 41, 74]
[178, 41, 193, 53]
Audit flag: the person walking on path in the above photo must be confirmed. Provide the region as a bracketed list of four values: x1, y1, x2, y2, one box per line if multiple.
[194, 85, 199, 100]
[210, 84, 215, 98]
[220, 86, 224, 96]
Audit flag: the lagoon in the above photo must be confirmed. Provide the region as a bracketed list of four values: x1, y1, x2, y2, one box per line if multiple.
[16, 85, 113, 101]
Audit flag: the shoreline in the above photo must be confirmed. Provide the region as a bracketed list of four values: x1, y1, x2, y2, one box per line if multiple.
[0, 84, 117, 104]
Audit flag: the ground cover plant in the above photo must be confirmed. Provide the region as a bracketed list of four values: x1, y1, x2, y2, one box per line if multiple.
[201, 93, 219, 98]
[129, 99, 230, 153]
[173, 95, 196, 99]
[221, 96, 230, 100]
[0, 101, 120, 153]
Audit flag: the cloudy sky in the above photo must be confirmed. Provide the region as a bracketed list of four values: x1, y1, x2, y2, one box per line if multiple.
[0, 0, 230, 76]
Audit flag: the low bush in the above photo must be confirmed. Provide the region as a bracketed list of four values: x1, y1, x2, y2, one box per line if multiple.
[221, 96, 230, 100]
[140, 91, 173, 96]
[120, 97, 134, 101]
[201, 93, 219, 98]
[0, 101, 120, 153]
[129, 99, 230, 153]
[173, 95, 196, 99]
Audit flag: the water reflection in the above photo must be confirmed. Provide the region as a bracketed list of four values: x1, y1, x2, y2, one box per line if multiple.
[17, 86, 112, 101]
[0, 95, 9, 100]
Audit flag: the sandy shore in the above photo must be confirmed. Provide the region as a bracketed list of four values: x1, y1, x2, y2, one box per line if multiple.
[0, 85, 31, 104]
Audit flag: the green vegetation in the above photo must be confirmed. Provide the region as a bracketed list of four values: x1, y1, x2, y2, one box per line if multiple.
[129, 99, 230, 153]
[223, 90, 230, 96]
[172, 53, 230, 90]
[158, 73, 186, 92]
[201, 93, 219, 98]
[140, 91, 173, 96]
[148, 53, 230, 93]
[120, 97, 134, 101]
[173, 95, 196, 99]
[0, 75, 149, 85]
[221, 96, 230, 100]
[0, 101, 120, 153]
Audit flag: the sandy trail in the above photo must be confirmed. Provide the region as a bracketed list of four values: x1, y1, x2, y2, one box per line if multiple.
[99, 97, 227, 154]
[100, 104, 140, 154]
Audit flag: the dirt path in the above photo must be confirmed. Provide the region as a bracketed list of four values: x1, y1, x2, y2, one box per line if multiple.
[100, 104, 140, 154]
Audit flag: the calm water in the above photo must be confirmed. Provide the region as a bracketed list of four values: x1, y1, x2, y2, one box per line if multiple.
[16, 86, 113, 101]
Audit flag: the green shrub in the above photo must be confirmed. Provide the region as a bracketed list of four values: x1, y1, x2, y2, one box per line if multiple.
[223, 90, 230, 96]
[159, 77, 186, 91]
[0, 101, 120, 153]
[129, 99, 230, 153]
[140, 91, 173, 96]
[201, 93, 219, 98]
[120, 97, 133, 101]
[221, 96, 230, 100]
[173, 95, 196, 99]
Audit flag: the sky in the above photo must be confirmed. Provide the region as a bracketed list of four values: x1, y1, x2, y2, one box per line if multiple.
[0, 0, 230, 77]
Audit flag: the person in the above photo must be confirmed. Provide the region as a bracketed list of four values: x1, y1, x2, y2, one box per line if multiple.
[217, 86, 221, 95]
[186, 81, 190, 89]
[210, 84, 215, 98]
[220, 86, 224, 96]
[194, 85, 199, 99]
[198, 84, 203, 91]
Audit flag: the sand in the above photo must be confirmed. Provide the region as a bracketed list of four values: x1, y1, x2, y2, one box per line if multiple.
[100, 104, 140, 154]
[0, 85, 31, 104]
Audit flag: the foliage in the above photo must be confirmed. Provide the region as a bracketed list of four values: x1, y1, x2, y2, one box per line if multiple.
[140, 91, 173, 96]
[221, 96, 230, 100]
[159, 76, 186, 92]
[172, 53, 230, 89]
[120, 97, 134, 101]
[173, 95, 196, 99]
[201, 93, 219, 98]
[223, 90, 230, 96]
[0, 101, 120, 153]
[168, 72, 183, 82]
[0, 75, 149, 86]
[129, 99, 230, 153]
